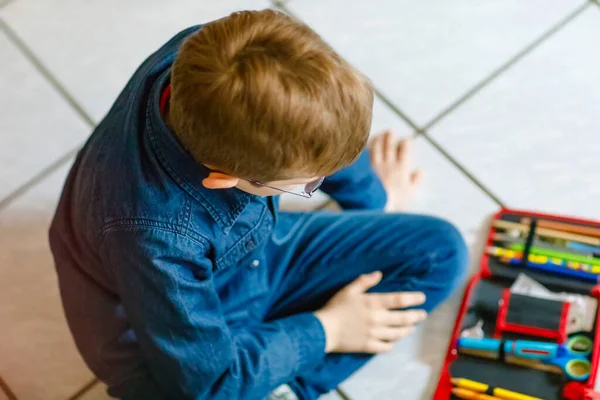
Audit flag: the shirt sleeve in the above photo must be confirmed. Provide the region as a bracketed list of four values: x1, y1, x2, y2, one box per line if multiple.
[101, 227, 326, 400]
[320, 149, 387, 210]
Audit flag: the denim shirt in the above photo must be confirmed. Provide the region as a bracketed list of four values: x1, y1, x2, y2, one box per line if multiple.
[49, 26, 386, 400]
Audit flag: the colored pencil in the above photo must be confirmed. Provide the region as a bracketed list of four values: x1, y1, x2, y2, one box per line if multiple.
[521, 218, 600, 238]
[493, 220, 600, 246]
[492, 233, 597, 257]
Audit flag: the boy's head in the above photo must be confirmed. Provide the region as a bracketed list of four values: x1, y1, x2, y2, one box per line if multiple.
[169, 9, 374, 196]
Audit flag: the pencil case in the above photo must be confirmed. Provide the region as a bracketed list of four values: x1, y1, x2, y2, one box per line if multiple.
[434, 208, 600, 400]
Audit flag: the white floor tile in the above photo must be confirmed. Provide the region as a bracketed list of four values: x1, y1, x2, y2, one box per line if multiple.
[0, 159, 96, 400]
[429, 6, 600, 221]
[286, 0, 584, 126]
[0, 31, 88, 202]
[319, 390, 343, 400]
[2, 0, 270, 122]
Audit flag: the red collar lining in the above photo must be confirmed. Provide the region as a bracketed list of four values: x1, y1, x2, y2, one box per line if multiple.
[160, 84, 171, 114]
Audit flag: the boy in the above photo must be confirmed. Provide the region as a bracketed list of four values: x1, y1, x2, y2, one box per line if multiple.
[49, 9, 467, 400]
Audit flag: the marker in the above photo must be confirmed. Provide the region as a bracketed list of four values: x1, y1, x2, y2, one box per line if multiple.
[451, 378, 542, 400]
[452, 388, 501, 400]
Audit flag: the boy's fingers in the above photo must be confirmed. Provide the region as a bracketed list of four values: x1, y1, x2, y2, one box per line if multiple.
[364, 339, 395, 354]
[372, 326, 416, 342]
[368, 291, 426, 309]
[370, 135, 384, 164]
[384, 309, 428, 327]
[383, 130, 395, 163]
[397, 137, 413, 169]
[349, 271, 383, 293]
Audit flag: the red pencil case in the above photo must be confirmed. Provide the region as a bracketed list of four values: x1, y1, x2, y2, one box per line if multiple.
[434, 208, 600, 400]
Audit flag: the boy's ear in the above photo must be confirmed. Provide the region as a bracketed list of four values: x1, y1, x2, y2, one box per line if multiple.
[202, 172, 239, 189]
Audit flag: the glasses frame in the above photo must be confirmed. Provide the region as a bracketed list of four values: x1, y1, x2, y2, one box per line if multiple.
[249, 177, 325, 198]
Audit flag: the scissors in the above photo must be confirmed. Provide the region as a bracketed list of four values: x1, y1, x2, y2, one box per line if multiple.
[457, 335, 593, 381]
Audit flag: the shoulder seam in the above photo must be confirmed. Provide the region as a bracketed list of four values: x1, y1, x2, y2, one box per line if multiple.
[101, 218, 210, 249]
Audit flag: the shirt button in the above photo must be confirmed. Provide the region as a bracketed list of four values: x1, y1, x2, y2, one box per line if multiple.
[250, 260, 260, 268]
[245, 240, 256, 250]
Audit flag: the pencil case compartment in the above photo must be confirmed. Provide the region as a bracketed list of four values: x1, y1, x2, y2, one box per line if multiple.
[487, 213, 600, 294]
[433, 208, 600, 400]
[449, 278, 591, 400]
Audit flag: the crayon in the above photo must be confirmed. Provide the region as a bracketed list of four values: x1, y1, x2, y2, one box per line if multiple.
[452, 388, 502, 400]
[451, 378, 542, 400]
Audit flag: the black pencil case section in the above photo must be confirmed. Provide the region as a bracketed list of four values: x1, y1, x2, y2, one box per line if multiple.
[450, 279, 593, 400]
[487, 212, 600, 295]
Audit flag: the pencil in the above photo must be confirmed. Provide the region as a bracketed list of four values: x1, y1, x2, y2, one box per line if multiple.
[521, 218, 600, 238]
[451, 378, 542, 400]
[452, 388, 502, 400]
[493, 219, 600, 246]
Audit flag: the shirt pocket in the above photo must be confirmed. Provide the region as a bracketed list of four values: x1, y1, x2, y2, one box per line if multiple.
[213, 206, 274, 271]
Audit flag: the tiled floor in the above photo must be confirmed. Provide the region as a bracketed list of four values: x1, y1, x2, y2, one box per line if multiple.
[1, 0, 599, 399]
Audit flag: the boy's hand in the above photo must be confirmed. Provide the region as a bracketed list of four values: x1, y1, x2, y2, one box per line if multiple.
[314, 271, 427, 354]
[370, 131, 423, 212]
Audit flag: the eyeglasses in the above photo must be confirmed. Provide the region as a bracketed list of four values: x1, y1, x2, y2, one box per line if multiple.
[249, 177, 325, 198]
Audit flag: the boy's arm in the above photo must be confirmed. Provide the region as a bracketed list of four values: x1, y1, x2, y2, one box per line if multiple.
[319, 149, 387, 210]
[101, 227, 326, 400]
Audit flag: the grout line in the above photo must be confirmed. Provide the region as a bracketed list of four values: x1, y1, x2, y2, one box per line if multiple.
[67, 378, 99, 400]
[271, 0, 504, 209]
[0, 375, 18, 400]
[271, 1, 421, 134]
[0, 145, 81, 211]
[421, 1, 590, 131]
[0, 0, 15, 9]
[373, 88, 420, 132]
[271, 0, 287, 9]
[0, 17, 93, 212]
[336, 387, 351, 400]
[0, 18, 96, 127]
[420, 134, 505, 207]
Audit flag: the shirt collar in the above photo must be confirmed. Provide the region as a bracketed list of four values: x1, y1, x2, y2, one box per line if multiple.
[146, 68, 253, 233]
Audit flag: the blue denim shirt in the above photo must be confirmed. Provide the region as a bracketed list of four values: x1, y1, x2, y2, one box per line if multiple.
[49, 26, 386, 400]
